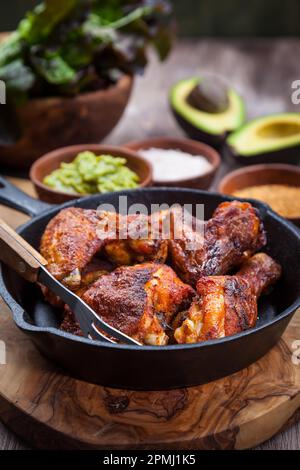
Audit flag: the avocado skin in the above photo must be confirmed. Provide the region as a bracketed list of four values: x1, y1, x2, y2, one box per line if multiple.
[225, 142, 300, 166]
[171, 106, 227, 149]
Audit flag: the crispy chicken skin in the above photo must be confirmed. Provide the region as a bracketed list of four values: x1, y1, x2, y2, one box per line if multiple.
[40, 208, 103, 289]
[169, 201, 267, 286]
[101, 211, 168, 266]
[174, 253, 281, 344]
[79, 263, 195, 345]
[236, 252, 281, 297]
[60, 307, 84, 337]
[41, 256, 113, 311]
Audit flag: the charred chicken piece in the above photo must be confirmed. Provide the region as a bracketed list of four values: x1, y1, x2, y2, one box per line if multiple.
[42, 256, 113, 313]
[100, 210, 169, 266]
[59, 257, 115, 335]
[174, 253, 281, 344]
[40, 208, 103, 289]
[169, 201, 267, 286]
[68, 263, 194, 345]
[60, 306, 84, 337]
[236, 252, 281, 298]
[41, 208, 169, 290]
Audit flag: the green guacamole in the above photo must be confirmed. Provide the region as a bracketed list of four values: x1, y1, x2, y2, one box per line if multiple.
[43, 151, 140, 194]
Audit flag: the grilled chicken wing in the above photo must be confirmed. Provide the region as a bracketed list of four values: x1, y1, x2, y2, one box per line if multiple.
[63, 263, 195, 345]
[174, 253, 281, 344]
[169, 201, 267, 286]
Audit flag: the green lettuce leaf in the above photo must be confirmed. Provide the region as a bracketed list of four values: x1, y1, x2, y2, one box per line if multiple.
[18, 0, 80, 45]
[0, 33, 24, 68]
[30, 50, 76, 85]
[0, 59, 35, 92]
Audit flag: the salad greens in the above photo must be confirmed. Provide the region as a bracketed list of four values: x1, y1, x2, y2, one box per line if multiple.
[0, 0, 173, 102]
[43, 151, 140, 194]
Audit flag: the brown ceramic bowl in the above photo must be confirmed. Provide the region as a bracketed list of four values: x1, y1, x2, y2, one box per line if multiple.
[218, 163, 300, 227]
[124, 137, 221, 189]
[30, 144, 153, 204]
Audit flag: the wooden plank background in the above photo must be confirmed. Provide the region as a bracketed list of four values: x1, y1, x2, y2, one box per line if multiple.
[1, 0, 300, 36]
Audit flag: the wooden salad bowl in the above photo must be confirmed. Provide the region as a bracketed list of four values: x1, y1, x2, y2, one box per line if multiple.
[0, 33, 133, 170]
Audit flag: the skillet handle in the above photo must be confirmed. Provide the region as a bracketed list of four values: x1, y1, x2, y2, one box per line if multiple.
[0, 218, 47, 282]
[0, 176, 52, 217]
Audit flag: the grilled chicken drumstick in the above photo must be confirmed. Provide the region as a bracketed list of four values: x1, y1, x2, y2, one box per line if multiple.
[174, 253, 281, 344]
[169, 201, 267, 286]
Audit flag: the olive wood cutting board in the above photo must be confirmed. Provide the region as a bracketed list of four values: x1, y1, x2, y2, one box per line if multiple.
[0, 300, 299, 450]
[0, 179, 300, 449]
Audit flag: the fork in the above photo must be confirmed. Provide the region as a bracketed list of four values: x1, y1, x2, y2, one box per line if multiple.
[0, 218, 141, 346]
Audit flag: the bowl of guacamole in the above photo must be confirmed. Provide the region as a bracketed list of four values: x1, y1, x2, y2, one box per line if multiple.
[30, 144, 153, 204]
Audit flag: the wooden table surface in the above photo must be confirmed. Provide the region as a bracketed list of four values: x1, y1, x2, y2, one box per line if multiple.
[0, 39, 300, 450]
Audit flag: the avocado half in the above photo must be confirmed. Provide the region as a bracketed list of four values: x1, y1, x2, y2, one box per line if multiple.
[170, 78, 245, 147]
[226, 113, 300, 165]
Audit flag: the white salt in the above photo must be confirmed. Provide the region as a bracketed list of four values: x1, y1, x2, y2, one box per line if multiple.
[140, 147, 213, 182]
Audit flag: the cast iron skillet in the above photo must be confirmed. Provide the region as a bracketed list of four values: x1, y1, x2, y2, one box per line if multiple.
[0, 176, 300, 390]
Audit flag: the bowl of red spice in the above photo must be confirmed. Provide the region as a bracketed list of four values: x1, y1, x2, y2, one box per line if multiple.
[219, 163, 300, 227]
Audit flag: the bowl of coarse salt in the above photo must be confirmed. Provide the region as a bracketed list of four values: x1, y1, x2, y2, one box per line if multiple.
[124, 137, 221, 188]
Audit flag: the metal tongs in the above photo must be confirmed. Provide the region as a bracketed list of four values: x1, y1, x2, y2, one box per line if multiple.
[0, 218, 141, 346]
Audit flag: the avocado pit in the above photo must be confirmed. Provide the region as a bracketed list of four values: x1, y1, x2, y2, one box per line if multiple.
[187, 76, 230, 114]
